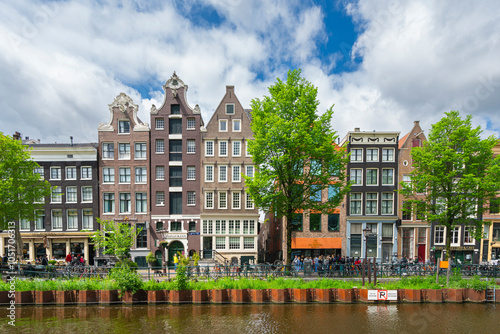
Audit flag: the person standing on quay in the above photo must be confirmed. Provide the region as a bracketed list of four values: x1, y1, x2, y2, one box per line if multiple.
[173, 253, 179, 271]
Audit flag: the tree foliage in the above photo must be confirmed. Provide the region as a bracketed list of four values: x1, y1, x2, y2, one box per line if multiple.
[89, 218, 142, 262]
[400, 111, 500, 284]
[245, 69, 350, 264]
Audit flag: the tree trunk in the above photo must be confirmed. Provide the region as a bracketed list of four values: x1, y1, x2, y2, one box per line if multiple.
[15, 222, 23, 265]
[445, 227, 452, 286]
[285, 214, 293, 265]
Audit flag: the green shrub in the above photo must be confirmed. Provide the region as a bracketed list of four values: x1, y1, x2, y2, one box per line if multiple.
[109, 267, 143, 295]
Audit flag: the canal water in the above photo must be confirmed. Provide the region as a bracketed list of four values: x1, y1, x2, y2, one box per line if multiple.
[1, 303, 498, 333]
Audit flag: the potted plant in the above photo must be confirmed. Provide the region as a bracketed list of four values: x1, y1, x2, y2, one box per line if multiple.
[146, 252, 157, 269]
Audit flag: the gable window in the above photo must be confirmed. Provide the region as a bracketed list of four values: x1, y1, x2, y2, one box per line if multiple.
[169, 118, 182, 134]
[103, 143, 114, 159]
[219, 120, 228, 132]
[233, 119, 241, 132]
[103, 193, 115, 213]
[155, 118, 164, 130]
[135, 142, 147, 159]
[118, 143, 130, 159]
[351, 148, 363, 162]
[366, 148, 379, 162]
[226, 104, 234, 114]
[171, 104, 180, 114]
[205, 141, 214, 156]
[118, 120, 130, 134]
[65, 167, 77, 180]
[187, 117, 196, 129]
[382, 148, 394, 162]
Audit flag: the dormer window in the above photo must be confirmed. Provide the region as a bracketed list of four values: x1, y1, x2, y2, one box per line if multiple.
[118, 120, 130, 134]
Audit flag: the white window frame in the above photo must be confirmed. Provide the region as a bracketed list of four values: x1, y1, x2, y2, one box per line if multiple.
[134, 142, 147, 160]
[50, 167, 61, 180]
[187, 191, 196, 206]
[350, 168, 362, 186]
[205, 191, 214, 209]
[67, 209, 78, 230]
[119, 167, 131, 184]
[366, 168, 378, 186]
[155, 118, 165, 130]
[232, 165, 241, 182]
[366, 148, 379, 162]
[135, 167, 147, 184]
[51, 186, 62, 203]
[382, 168, 394, 185]
[103, 167, 115, 183]
[118, 120, 130, 134]
[246, 165, 254, 178]
[135, 192, 147, 214]
[232, 191, 241, 209]
[81, 186, 93, 202]
[187, 139, 196, 154]
[219, 119, 228, 132]
[219, 165, 227, 182]
[156, 139, 164, 154]
[82, 209, 93, 230]
[434, 226, 445, 245]
[66, 186, 77, 203]
[156, 191, 165, 206]
[205, 140, 214, 156]
[232, 140, 241, 157]
[365, 193, 378, 215]
[464, 227, 475, 245]
[245, 192, 254, 209]
[219, 140, 228, 157]
[381, 192, 393, 215]
[187, 166, 196, 180]
[81, 166, 92, 180]
[51, 210, 63, 230]
[350, 193, 362, 215]
[219, 191, 227, 209]
[205, 165, 214, 182]
[103, 193, 115, 213]
[451, 226, 460, 246]
[350, 148, 363, 162]
[233, 119, 241, 132]
[102, 142, 114, 159]
[118, 143, 131, 160]
[156, 166, 165, 180]
[382, 148, 395, 162]
[119, 193, 131, 214]
[225, 103, 235, 115]
[187, 117, 196, 130]
[65, 166, 77, 180]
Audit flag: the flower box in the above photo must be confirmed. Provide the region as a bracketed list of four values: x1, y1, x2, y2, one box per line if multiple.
[192, 290, 209, 303]
[444, 289, 464, 303]
[15, 291, 35, 305]
[78, 290, 98, 305]
[122, 290, 148, 304]
[314, 289, 332, 303]
[36, 290, 55, 305]
[424, 289, 443, 303]
[100, 290, 119, 304]
[337, 289, 353, 302]
[169, 290, 191, 304]
[250, 289, 268, 303]
[403, 289, 422, 302]
[211, 289, 229, 303]
[147, 290, 167, 304]
[229, 289, 248, 303]
[292, 289, 311, 303]
[56, 290, 77, 305]
[270, 289, 290, 303]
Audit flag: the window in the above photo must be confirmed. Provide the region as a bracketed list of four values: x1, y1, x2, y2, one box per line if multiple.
[351, 148, 363, 162]
[51, 186, 62, 203]
[203, 220, 213, 234]
[136, 223, 147, 248]
[82, 209, 92, 230]
[119, 143, 130, 159]
[155, 118, 164, 130]
[169, 140, 182, 161]
[403, 174, 411, 184]
[66, 186, 77, 203]
[243, 220, 250, 234]
[328, 185, 338, 201]
[205, 141, 214, 156]
[219, 165, 227, 182]
[216, 220, 224, 234]
[135, 167, 147, 183]
[382, 169, 394, 185]
[82, 187, 93, 202]
[416, 202, 426, 220]
[228, 220, 235, 234]
[245, 193, 254, 209]
[381, 193, 393, 214]
[169, 118, 182, 134]
[81, 166, 91, 179]
[246, 141, 251, 157]
[65, 167, 77, 180]
[34, 167, 44, 179]
[310, 159, 322, 176]
[169, 166, 182, 187]
[328, 214, 339, 231]
[187, 166, 195, 180]
[366, 193, 378, 215]
[216, 237, 225, 250]
[118, 120, 130, 134]
[135, 142, 147, 159]
[219, 120, 228, 132]
[156, 191, 165, 205]
[156, 221, 164, 231]
[350, 169, 362, 185]
[171, 221, 182, 232]
[246, 165, 254, 178]
[350, 193, 362, 215]
[205, 165, 214, 182]
[412, 139, 421, 147]
[187, 117, 196, 129]
[464, 227, 474, 244]
[489, 198, 500, 214]
[402, 201, 412, 220]
[233, 119, 241, 132]
[310, 185, 322, 201]
[187, 139, 195, 153]
[232, 165, 241, 182]
[35, 210, 45, 230]
[205, 191, 214, 209]
[156, 166, 165, 180]
[103, 193, 115, 213]
[350, 223, 362, 257]
[103, 143, 114, 159]
[171, 104, 180, 114]
[219, 141, 227, 156]
[103, 167, 114, 183]
[291, 214, 303, 231]
[451, 226, 460, 245]
[226, 104, 234, 114]
[50, 167, 61, 180]
[219, 191, 227, 209]
[229, 237, 240, 249]
[366, 169, 378, 185]
[310, 214, 321, 231]
[382, 148, 394, 162]
[52, 210, 62, 230]
[232, 192, 240, 209]
[434, 226, 445, 244]
[366, 148, 378, 162]
[232, 140, 241, 156]
[156, 139, 164, 154]
[187, 191, 196, 206]
[244, 237, 254, 249]
[67, 210, 78, 230]
[20, 218, 30, 230]
[135, 193, 147, 213]
[119, 167, 131, 183]
[119, 193, 131, 213]
[189, 221, 196, 232]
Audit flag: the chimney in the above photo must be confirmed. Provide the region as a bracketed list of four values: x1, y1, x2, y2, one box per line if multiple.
[25, 136, 29, 140]
[354, 127, 360, 132]
[226, 85, 234, 98]
[13, 132, 21, 140]
[70, 136, 73, 146]
[414, 120, 420, 126]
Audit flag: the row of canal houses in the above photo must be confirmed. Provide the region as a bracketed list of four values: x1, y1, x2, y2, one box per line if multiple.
[1, 72, 499, 266]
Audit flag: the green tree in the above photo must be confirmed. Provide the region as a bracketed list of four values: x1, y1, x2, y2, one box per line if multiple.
[0, 133, 51, 261]
[400, 111, 500, 285]
[89, 218, 142, 263]
[245, 69, 350, 264]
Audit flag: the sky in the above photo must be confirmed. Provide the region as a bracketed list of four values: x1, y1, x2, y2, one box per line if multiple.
[1, 0, 499, 144]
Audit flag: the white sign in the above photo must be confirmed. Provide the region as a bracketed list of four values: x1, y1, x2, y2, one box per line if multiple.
[367, 290, 398, 301]
[162, 233, 187, 239]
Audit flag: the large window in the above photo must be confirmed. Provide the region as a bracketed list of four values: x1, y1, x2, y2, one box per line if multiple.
[229, 237, 240, 250]
[451, 226, 460, 245]
[187, 139, 195, 153]
[156, 139, 164, 154]
[382, 224, 393, 241]
[310, 185, 322, 201]
[20, 218, 30, 230]
[219, 165, 227, 182]
[170, 193, 182, 215]
[232, 192, 240, 209]
[205, 141, 214, 156]
[291, 213, 303, 231]
[328, 214, 339, 231]
[434, 226, 445, 244]
[382, 169, 394, 185]
[350, 169, 362, 185]
[464, 227, 474, 244]
[67, 210, 78, 230]
[216, 237, 225, 250]
[187, 191, 196, 206]
[135, 142, 147, 159]
[118, 143, 130, 159]
[35, 210, 45, 230]
[103, 143, 114, 159]
[245, 193, 254, 209]
[366, 193, 378, 215]
[381, 193, 393, 215]
[50, 167, 61, 180]
[65, 166, 77, 180]
[219, 191, 227, 209]
[169, 166, 182, 187]
[103, 167, 115, 183]
[232, 165, 241, 182]
[205, 191, 214, 209]
[135, 193, 147, 213]
[366, 169, 378, 185]
[119, 193, 131, 213]
[156, 166, 165, 180]
[51, 186, 62, 203]
[350, 223, 362, 257]
[136, 223, 147, 248]
[310, 214, 321, 231]
[244, 237, 254, 249]
[103, 193, 115, 213]
[187, 166, 195, 180]
[219, 141, 227, 156]
[52, 210, 62, 230]
[351, 148, 363, 162]
[382, 148, 394, 162]
[82, 186, 93, 202]
[171, 221, 182, 232]
[205, 165, 214, 182]
[366, 148, 379, 162]
[232, 140, 241, 156]
[82, 209, 93, 230]
[66, 186, 77, 203]
[119, 167, 131, 183]
[169, 140, 182, 161]
[169, 119, 182, 134]
[350, 193, 362, 215]
[118, 120, 130, 134]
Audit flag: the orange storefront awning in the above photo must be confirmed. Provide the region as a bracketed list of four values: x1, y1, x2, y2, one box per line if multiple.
[292, 237, 342, 249]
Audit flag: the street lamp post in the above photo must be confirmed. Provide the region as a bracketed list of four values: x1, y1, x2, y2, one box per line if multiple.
[362, 227, 371, 286]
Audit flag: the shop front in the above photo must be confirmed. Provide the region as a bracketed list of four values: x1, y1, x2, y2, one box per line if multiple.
[433, 245, 478, 264]
[291, 237, 342, 258]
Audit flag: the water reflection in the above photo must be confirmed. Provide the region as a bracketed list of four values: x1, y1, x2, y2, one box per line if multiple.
[0, 303, 498, 334]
